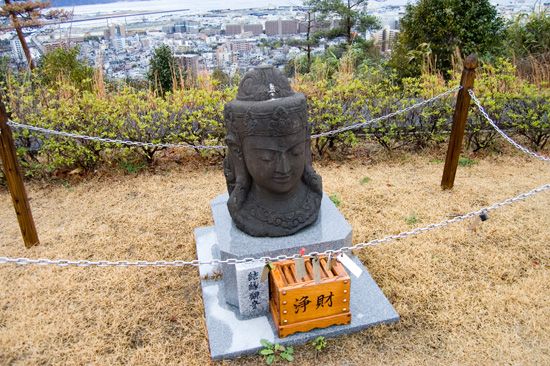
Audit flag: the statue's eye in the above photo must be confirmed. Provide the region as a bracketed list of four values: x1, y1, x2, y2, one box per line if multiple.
[257, 151, 275, 162]
[290, 144, 304, 156]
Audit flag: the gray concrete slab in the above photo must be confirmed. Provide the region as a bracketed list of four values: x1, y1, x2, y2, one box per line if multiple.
[194, 226, 220, 279]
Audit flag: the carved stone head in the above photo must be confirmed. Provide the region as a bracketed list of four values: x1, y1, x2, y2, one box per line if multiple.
[223, 66, 323, 237]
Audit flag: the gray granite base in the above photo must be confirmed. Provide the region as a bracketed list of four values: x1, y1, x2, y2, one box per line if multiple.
[196, 225, 399, 360]
[211, 193, 353, 259]
[210, 193, 353, 310]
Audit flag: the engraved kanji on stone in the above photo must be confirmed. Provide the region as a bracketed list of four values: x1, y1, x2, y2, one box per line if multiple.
[248, 271, 259, 282]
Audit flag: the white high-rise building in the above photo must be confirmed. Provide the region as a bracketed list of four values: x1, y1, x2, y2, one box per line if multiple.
[372, 25, 399, 53]
[10, 38, 25, 62]
[112, 36, 127, 50]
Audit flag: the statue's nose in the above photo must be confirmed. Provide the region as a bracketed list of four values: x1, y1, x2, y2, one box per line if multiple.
[276, 152, 290, 174]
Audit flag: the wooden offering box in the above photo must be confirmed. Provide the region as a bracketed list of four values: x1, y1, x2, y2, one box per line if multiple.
[269, 255, 351, 338]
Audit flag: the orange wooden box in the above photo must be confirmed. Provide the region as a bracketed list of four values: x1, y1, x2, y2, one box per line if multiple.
[269, 255, 351, 338]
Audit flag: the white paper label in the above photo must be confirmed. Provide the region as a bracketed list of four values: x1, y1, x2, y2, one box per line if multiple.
[260, 264, 270, 283]
[468, 215, 482, 231]
[325, 253, 335, 272]
[337, 252, 363, 278]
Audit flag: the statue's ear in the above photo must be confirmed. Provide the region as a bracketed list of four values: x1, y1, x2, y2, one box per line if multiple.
[225, 135, 248, 185]
[225, 136, 242, 161]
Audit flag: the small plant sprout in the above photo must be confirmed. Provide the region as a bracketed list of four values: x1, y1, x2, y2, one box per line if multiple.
[360, 176, 371, 184]
[312, 336, 327, 355]
[458, 157, 477, 167]
[329, 192, 342, 207]
[403, 209, 423, 226]
[259, 339, 294, 364]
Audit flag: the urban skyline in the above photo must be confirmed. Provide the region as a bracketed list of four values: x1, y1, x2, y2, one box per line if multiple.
[2, 0, 546, 81]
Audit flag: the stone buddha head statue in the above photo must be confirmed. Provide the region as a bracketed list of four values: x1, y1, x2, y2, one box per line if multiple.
[223, 65, 323, 237]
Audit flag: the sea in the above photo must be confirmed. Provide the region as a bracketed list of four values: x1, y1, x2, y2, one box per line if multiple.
[52, 0, 415, 16]
[48, 0, 537, 29]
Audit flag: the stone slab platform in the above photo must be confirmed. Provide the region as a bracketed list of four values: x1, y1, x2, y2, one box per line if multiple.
[197, 227, 399, 360]
[211, 192, 353, 259]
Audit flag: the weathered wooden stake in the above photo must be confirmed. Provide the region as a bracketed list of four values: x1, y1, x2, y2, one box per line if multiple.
[0, 93, 40, 247]
[441, 54, 478, 190]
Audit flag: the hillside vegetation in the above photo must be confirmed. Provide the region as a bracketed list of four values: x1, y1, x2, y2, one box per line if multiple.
[1, 53, 549, 184]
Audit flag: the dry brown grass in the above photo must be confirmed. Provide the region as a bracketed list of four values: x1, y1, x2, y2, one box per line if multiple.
[1, 147, 550, 365]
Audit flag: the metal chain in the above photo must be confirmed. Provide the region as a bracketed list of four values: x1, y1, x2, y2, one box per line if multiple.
[6, 85, 461, 148]
[6, 121, 228, 150]
[2, 181, 549, 268]
[469, 90, 550, 163]
[311, 85, 462, 139]
[4, 86, 548, 269]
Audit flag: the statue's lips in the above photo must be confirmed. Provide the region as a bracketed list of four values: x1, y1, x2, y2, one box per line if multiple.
[272, 175, 292, 183]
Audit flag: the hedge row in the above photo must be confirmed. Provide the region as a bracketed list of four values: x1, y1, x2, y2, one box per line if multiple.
[2, 59, 549, 180]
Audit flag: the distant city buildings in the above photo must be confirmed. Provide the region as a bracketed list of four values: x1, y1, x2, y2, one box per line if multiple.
[226, 20, 299, 36]
[230, 39, 256, 52]
[265, 19, 299, 35]
[44, 40, 70, 53]
[111, 36, 126, 50]
[1, 2, 541, 80]
[104, 24, 125, 41]
[244, 24, 263, 35]
[178, 53, 199, 75]
[372, 25, 399, 53]
[225, 23, 242, 36]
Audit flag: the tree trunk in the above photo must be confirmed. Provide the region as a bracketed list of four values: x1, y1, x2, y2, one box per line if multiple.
[306, 11, 312, 72]
[346, 0, 352, 45]
[4, 0, 35, 70]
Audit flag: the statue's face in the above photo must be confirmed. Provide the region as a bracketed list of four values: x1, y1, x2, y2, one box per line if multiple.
[242, 131, 307, 194]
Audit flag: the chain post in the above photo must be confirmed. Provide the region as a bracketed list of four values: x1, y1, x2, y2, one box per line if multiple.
[441, 54, 478, 190]
[0, 94, 40, 248]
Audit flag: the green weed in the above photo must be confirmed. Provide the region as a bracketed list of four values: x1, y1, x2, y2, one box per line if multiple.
[329, 192, 342, 207]
[258, 339, 294, 365]
[458, 157, 477, 167]
[360, 176, 371, 184]
[312, 336, 327, 357]
[403, 210, 423, 226]
[117, 158, 146, 174]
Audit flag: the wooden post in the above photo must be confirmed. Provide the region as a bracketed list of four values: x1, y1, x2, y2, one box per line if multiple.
[0, 93, 40, 247]
[441, 54, 478, 190]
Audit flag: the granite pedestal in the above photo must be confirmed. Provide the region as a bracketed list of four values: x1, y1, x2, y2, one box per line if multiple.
[195, 193, 399, 360]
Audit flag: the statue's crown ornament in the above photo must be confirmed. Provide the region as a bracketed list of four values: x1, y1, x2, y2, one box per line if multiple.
[225, 66, 309, 140]
[236, 65, 294, 101]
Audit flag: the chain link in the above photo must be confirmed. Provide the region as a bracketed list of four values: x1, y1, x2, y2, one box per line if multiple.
[2, 181, 549, 269]
[469, 90, 550, 163]
[6, 85, 461, 148]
